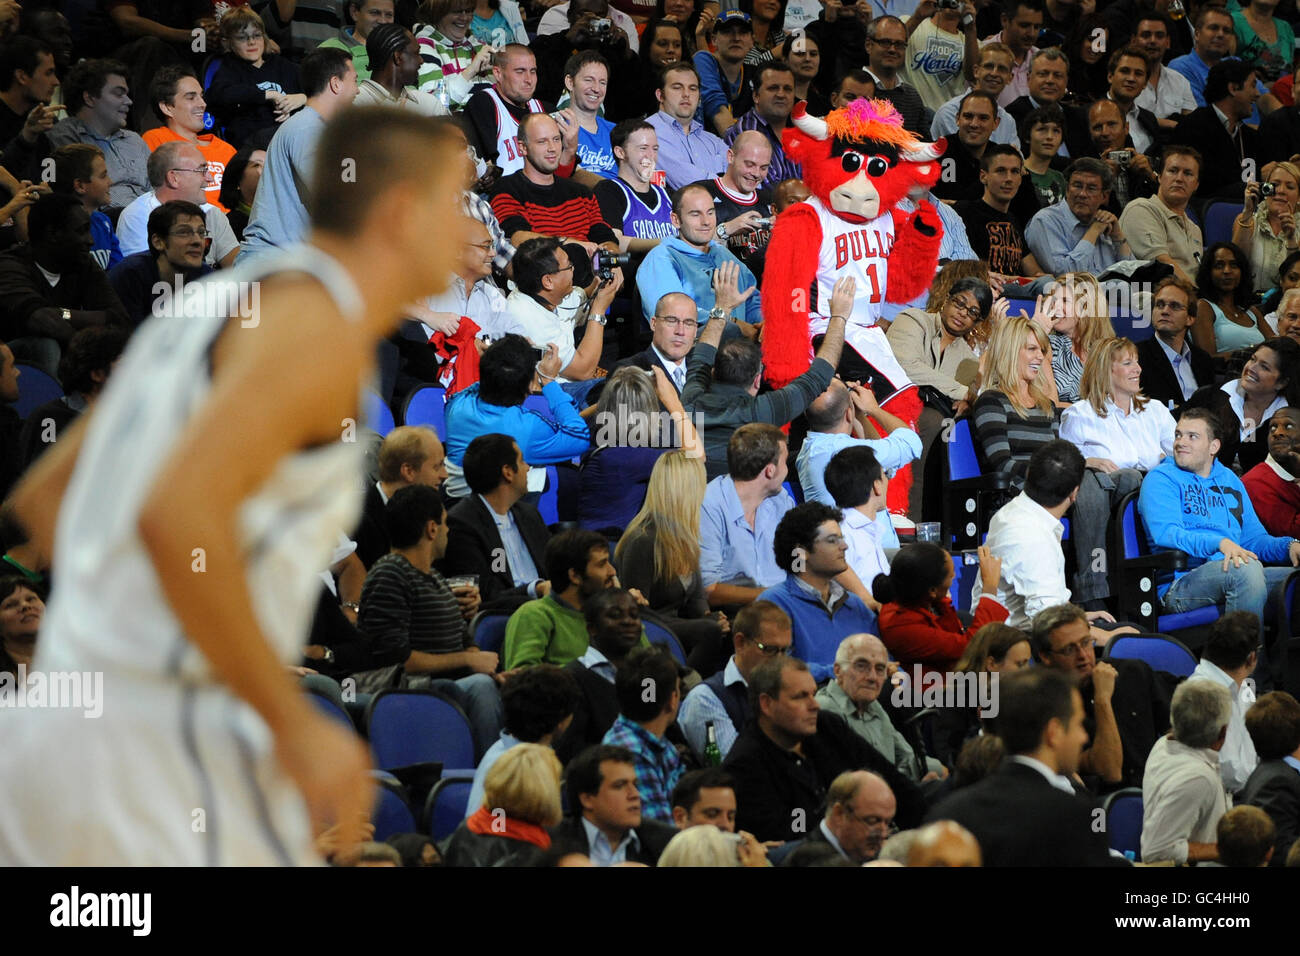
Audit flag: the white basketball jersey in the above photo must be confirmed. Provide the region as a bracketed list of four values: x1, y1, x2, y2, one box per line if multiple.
[486, 87, 543, 175]
[38, 245, 367, 685]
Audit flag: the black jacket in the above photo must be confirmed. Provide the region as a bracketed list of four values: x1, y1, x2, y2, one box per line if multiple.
[926, 759, 1119, 866]
[353, 483, 388, 570]
[554, 658, 620, 765]
[616, 348, 681, 392]
[1239, 758, 1300, 867]
[723, 711, 927, 842]
[1136, 335, 1216, 416]
[1173, 107, 1258, 202]
[1258, 105, 1300, 168]
[1083, 657, 1174, 792]
[438, 494, 550, 603]
[439, 824, 548, 867]
[549, 815, 677, 865]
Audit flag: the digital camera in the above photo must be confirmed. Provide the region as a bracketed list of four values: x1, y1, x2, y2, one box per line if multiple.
[595, 249, 630, 281]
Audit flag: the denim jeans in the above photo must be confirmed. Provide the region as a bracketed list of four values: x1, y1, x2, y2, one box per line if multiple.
[1162, 560, 1296, 623]
[408, 672, 504, 761]
[1071, 467, 1144, 604]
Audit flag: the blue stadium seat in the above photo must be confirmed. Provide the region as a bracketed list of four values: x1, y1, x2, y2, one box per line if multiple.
[943, 417, 1011, 551]
[1111, 310, 1154, 343]
[642, 618, 687, 665]
[10, 364, 63, 420]
[401, 384, 447, 439]
[1111, 490, 1220, 637]
[1103, 633, 1198, 678]
[470, 612, 510, 658]
[371, 771, 417, 841]
[363, 390, 396, 437]
[365, 689, 476, 773]
[1103, 787, 1144, 861]
[308, 688, 357, 731]
[423, 774, 475, 840]
[1203, 201, 1243, 247]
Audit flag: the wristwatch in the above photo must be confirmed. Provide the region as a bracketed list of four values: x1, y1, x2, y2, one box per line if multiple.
[321, 647, 336, 664]
[716, 223, 729, 240]
[60, 308, 71, 322]
[590, 314, 607, 326]
[342, 602, 359, 612]
[708, 306, 727, 322]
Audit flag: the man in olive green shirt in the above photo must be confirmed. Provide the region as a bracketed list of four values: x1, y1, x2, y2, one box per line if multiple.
[815, 633, 947, 782]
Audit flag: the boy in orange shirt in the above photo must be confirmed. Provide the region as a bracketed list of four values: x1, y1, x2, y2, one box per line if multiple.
[142, 65, 235, 211]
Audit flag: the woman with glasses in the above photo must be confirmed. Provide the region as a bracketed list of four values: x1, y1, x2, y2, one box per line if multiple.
[205, 8, 304, 148]
[1233, 162, 1300, 297]
[1194, 241, 1268, 358]
[616, 450, 731, 676]
[1060, 337, 1175, 474]
[874, 542, 1008, 679]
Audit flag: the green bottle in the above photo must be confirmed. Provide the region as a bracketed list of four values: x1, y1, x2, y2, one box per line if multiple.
[704, 721, 722, 766]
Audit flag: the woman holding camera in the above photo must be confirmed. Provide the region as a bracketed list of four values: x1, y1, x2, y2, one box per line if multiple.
[1232, 161, 1300, 296]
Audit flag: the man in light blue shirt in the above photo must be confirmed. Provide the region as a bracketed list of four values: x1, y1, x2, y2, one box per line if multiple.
[557, 744, 676, 864]
[239, 48, 360, 263]
[1024, 158, 1134, 275]
[700, 438, 795, 608]
[646, 63, 729, 190]
[1167, 7, 1270, 124]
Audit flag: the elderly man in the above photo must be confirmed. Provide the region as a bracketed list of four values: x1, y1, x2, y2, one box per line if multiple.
[811, 771, 898, 864]
[907, 820, 982, 866]
[816, 634, 946, 783]
[1117, 147, 1203, 285]
[1024, 158, 1133, 275]
[1141, 679, 1232, 864]
[723, 655, 924, 842]
[1240, 691, 1300, 867]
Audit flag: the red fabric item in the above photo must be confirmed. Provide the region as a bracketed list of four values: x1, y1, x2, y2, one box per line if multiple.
[429, 316, 483, 396]
[1274, 73, 1295, 107]
[1242, 461, 1300, 537]
[879, 386, 922, 517]
[878, 595, 1009, 678]
[465, 806, 553, 849]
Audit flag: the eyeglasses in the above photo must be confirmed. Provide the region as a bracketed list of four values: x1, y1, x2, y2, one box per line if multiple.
[814, 533, 846, 547]
[232, 31, 265, 42]
[169, 227, 209, 239]
[171, 166, 209, 176]
[654, 315, 699, 329]
[872, 38, 907, 49]
[1153, 298, 1187, 312]
[948, 297, 982, 320]
[1068, 181, 1104, 195]
[551, 262, 575, 275]
[467, 240, 495, 252]
[841, 806, 896, 831]
[847, 659, 888, 675]
[1049, 636, 1094, 658]
[753, 640, 791, 657]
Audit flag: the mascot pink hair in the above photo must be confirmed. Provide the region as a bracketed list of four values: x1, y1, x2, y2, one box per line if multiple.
[762, 98, 945, 520]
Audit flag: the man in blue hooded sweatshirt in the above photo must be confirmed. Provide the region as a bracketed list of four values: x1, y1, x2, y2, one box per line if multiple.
[1138, 406, 1300, 623]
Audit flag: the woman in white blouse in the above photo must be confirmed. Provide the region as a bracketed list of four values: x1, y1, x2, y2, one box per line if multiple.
[1061, 337, 1176, 474]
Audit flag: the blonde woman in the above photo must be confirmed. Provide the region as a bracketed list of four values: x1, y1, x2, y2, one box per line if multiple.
[615, 451, 730, 673]
[1045, 272, 1115, 404]
[1060, 337, 1176, 473]
[1234, 161, 1300, 295]
[970, 314, 1059, 485]
[441, 743, 563, 866]
[578, 365, 701, 532]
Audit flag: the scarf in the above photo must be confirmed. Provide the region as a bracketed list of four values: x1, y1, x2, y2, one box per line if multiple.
[465, 805, 552, 849]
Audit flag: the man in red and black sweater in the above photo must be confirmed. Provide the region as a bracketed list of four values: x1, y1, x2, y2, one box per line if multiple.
[1243, 408, 1300, 539]
[490, 112, 618, 288]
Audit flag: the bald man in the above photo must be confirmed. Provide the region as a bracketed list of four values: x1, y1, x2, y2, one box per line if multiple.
[815, 771, 897, 864]
[616, 291, 698, 393]
[704, 129, 776, 281]
[907, 820, 983, 866]
[816, 634, 947, 783]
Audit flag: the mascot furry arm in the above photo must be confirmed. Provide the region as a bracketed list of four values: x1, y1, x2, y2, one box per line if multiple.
[761, 99, 946, 388]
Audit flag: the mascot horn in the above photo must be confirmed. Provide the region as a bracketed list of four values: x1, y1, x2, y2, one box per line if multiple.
[761, 98, 945, 523]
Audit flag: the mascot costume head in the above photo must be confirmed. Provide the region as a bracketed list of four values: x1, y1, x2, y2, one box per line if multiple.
[760, 98, 946, 519]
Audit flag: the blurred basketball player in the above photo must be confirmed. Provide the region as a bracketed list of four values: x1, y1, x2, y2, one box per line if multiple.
[0, 108, 466, 865]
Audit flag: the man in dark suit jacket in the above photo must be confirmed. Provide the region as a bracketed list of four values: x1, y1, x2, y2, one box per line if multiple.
[1137, 277, 1216, 415]
[550, 744, 677, 865]
[927, 667, 1120, 866]
[1258, 103, 1300, 168]
[1240, 690, 1300, 866]
[355, 425, 448, 569]
[438, 433, 550, 602]
[616, 291, 695, 394]
[1032, 604, 1173, 791]
[722, 656, 925, 842]
[1172, 60, 1260, 202]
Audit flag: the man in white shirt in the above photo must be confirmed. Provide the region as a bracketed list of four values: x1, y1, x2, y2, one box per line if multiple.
[1132, 12, 1196, 130]
[504, 236, 621, 388]
[901, 0, 980, 113]
[417, 219, 519, 345]
[822, 444, 893, 612]
[116, 142, 240, 269]
[1141, 679, 1231, 864]
[974, 440, 1120, 635]
[1188, 611, 1260, 795]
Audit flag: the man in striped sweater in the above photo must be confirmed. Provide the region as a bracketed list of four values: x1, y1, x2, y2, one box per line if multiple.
[356, 484, 504, 758]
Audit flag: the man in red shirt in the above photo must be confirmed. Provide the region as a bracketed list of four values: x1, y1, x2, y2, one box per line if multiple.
[1243, 408, 1300, 538]
[142, 65, 235, 210]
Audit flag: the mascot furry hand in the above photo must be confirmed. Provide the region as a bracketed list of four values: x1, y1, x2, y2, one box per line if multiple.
[761, 98, 945, 519]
